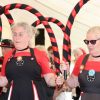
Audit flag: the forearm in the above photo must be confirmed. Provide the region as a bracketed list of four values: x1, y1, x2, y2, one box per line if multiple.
[44, 73, 64, 87]
[0, 76, 8, 87]
[47, 74, 56, 87]
[44, 73, 57, 87]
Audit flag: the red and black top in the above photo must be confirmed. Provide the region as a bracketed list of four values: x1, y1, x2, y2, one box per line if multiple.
[72, 55, 100, 100]
[72, 55, 100, 76]
[1, 48, 54, 100]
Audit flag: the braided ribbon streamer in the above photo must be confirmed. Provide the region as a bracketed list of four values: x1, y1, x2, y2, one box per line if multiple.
[33, 17, 68, 72]
[0, 6, 3, 39]
[0, 3, 60, 70]
[0, 6, 14, 41]
[64, 0, 89, 63]
[0, 5, 14, 40]
[32, 17, 69, 63]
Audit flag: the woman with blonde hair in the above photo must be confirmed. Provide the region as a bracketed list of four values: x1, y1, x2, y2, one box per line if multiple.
[65, 26, 100, 100]
[0, 22, 64, 100]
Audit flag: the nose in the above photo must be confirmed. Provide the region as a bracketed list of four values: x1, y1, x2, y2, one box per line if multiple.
[88, 44, 94, 50]
[13, 34, 20, 41]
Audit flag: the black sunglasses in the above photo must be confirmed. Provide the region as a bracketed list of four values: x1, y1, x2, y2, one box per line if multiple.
[84, 38, 100, 45]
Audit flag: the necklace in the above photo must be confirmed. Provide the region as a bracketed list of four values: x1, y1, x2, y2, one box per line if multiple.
[16, 46, 29, 51]
[92, 55, 100, 58]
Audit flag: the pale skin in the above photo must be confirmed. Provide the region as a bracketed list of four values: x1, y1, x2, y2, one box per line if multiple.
[0, 25, 64, 87]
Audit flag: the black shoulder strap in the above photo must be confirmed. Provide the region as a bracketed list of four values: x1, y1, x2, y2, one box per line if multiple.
[81, 54, 89, 66]
[30, 48, 35, 58]
[12, 49, 16, 57]
[80, 54, 89, 73]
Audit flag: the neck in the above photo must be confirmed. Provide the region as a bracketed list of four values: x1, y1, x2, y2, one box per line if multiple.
[92, 55, 100, 58]
[16, 46, 29, 51]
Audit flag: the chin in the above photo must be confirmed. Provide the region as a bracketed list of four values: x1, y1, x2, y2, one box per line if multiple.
[15, 45, 22, 50]
[89, 51, 94, 55]
[90, 52, 97, 56]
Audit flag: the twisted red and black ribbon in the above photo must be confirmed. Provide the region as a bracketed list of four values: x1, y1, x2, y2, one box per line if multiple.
[0, 5, 14, 40]
[32, 17, 69, 63]
[0, 3, 60, 70]
[0, 6, 3, 40]
[4, 10, 14, 25]
[0, 1, 91, 71]
[32, 17, 66, 32]
[64, 0, 89, 63]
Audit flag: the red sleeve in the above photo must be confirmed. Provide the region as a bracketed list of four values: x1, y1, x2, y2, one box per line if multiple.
[1, 50, 13, 76]
[34, 48, 54, 75]
[72, 55, 86, 76]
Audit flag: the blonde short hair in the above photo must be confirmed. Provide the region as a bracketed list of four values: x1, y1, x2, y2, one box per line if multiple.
[11, 22, 38, 47]
[87, 26, 100, 35]
[11, 22, 37, 37]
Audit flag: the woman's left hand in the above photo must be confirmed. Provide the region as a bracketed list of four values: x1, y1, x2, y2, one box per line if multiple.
[60, 61, 70, 75]
[56, 74, 64, 85]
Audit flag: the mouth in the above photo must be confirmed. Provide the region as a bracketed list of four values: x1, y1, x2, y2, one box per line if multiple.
[15, 42, 20, 43]
[89, 47, 93, 50]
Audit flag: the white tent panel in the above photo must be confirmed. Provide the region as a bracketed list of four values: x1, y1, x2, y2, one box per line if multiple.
[0, 0, 100, 58]
[0, 0, 100, 100]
